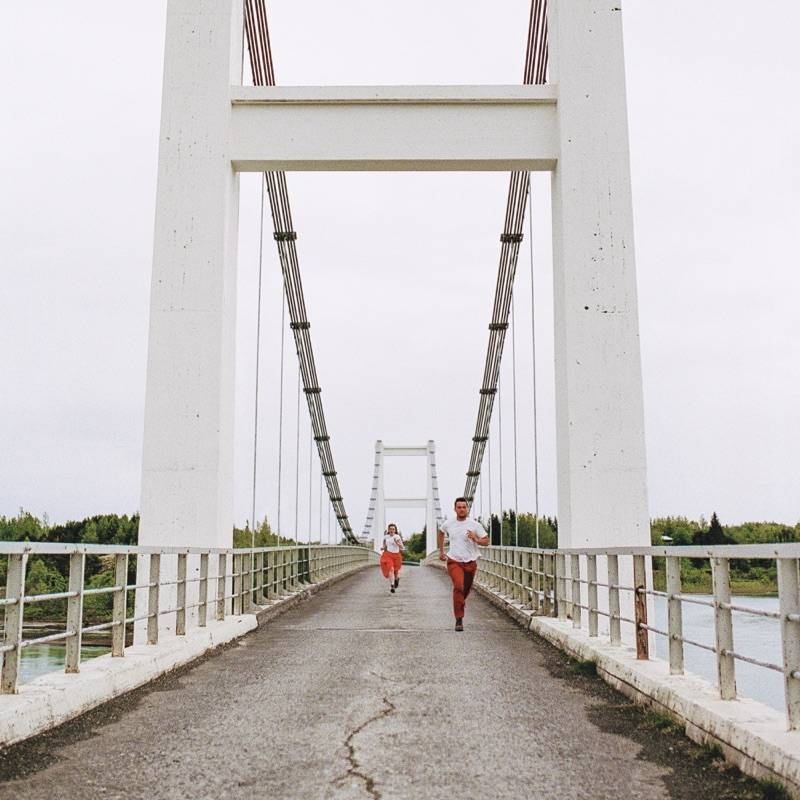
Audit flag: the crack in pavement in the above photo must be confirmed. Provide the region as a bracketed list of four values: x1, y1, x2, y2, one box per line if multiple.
[333, 696, 397, 800]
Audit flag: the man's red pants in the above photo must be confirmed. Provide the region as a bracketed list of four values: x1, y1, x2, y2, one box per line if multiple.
[446, 558, 477, 618]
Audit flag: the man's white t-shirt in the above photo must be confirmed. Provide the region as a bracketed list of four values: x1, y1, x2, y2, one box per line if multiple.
[383, 533, 403, 553]
[440, 517, 488, 562]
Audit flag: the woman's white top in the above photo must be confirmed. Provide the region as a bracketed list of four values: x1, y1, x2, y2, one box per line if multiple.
[383, 533, 403, 553]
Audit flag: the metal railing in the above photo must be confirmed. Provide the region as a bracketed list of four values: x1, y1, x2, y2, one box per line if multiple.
[476, 543, 800, 730]
[1, 543, 374, 694]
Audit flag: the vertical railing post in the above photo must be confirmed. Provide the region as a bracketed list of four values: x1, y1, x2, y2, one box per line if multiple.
[65, 552, 85, 673]
[633, 554, 649, 660]
[511, 549, 518, 603]
[777, 557, 800, 730]
[1, 553, 27, 694]
[147, 553, 160, 645]
[556, 553, 567, 621]
[216, 553, 227, 621]
[526, 550, 534, 609]
[607, 554, 621, 646]
[256, 551, 265, 601]
[666, 555, 684, 675]
[712, 556, 736, 699]
[111, 553, 128, 657]
[242, 552, 254, 613]
[543, 553, 553, 617]
[587, 555, 598, 637]
[570, 554, 581, 628]
[266, 550, 275, 600]
[198, 552, 209, 628]
[232, 553, 242, 614]
[176, 553, 187, 635]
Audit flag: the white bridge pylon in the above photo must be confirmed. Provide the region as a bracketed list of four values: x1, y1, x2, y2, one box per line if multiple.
[362, 441, 443, 555]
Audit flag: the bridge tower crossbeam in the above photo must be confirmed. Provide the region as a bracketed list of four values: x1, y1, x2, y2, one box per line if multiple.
[362, 441, 443, 555]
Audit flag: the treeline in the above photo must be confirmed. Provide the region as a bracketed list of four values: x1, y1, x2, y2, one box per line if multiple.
[0, 510, 334, 622]
[651, 512, 797, 594]
[3, 508, 794, 611]
[232, 517, 307, 548]
[651, 513, 797, 547]
[0, 510, 139, 622]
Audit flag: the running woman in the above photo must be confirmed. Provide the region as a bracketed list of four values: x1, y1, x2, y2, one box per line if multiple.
[379, 523, 405, 593]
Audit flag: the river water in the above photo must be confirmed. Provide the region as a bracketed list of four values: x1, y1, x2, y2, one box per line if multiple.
[17, 596, 786, 715]
[20, 643, 109, 684]
[653, 595, 784, 714]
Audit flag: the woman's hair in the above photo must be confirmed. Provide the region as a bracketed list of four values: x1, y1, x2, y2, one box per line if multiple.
[387, 523, 398, 533]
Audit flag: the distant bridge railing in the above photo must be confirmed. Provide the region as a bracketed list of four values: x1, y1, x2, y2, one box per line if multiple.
[474, 544, 800, 729]
[0, 543, 373, 695]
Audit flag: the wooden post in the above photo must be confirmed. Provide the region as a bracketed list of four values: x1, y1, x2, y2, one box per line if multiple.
[633, 554, 649, 660]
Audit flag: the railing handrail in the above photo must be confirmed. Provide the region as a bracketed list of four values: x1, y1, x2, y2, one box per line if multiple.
[486, 543, 800, 559]
[0, 542, 366, 557]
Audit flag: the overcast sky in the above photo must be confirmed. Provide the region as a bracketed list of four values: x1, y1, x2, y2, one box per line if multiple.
[1, 1, 798, 540]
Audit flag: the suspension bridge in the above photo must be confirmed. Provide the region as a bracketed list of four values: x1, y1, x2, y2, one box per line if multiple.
[1, 2, 799, 798]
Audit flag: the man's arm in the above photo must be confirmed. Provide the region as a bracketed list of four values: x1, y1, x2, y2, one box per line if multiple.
[437, 528, 446, 561]
[468, 529, 490, 547]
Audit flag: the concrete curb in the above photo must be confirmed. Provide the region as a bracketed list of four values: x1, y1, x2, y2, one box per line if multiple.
[427, 559, 800, 798]
[0, 563, 371, 749]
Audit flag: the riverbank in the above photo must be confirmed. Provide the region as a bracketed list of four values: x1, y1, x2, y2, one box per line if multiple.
[652, 569, 777, 596]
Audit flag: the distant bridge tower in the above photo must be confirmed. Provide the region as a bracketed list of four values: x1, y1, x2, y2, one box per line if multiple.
[363, 441, 443, 555]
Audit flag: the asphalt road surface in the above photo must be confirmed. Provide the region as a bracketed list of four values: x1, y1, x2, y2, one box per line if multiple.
[0, 565, 769, 799]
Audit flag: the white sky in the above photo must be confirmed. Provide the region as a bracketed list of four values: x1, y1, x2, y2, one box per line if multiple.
[1, 1, 798, 539]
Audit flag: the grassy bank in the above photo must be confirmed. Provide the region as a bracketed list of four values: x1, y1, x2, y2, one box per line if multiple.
[652, 569, 777, 597]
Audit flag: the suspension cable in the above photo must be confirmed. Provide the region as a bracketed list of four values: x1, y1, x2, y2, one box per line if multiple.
[251, 175, 266, 548]
[295, 368, 300, 542]
[277, 294, 285, 536]
[308, 430, 313, 543]
[512, 296, 519, 547]
[244, 0, 358, 543]
[462, 0, 548, 507]
[529, 188, 541, 548]
[479, 470, 484, 524]
[498, 379, 504, 544]
[487, 430, 493, 541]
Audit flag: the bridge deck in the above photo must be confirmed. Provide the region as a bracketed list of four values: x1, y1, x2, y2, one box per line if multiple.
[1, 566, 766, 799]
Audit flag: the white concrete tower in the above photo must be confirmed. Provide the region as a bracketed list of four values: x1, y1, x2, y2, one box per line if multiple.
[548, 1, 649, 549]
[135, 2, 243, 641]
[139, 0, 243, 553]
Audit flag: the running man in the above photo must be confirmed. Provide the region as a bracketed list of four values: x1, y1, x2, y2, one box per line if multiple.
[379, 523, 405, 593]
[438, 497, 489, 631]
